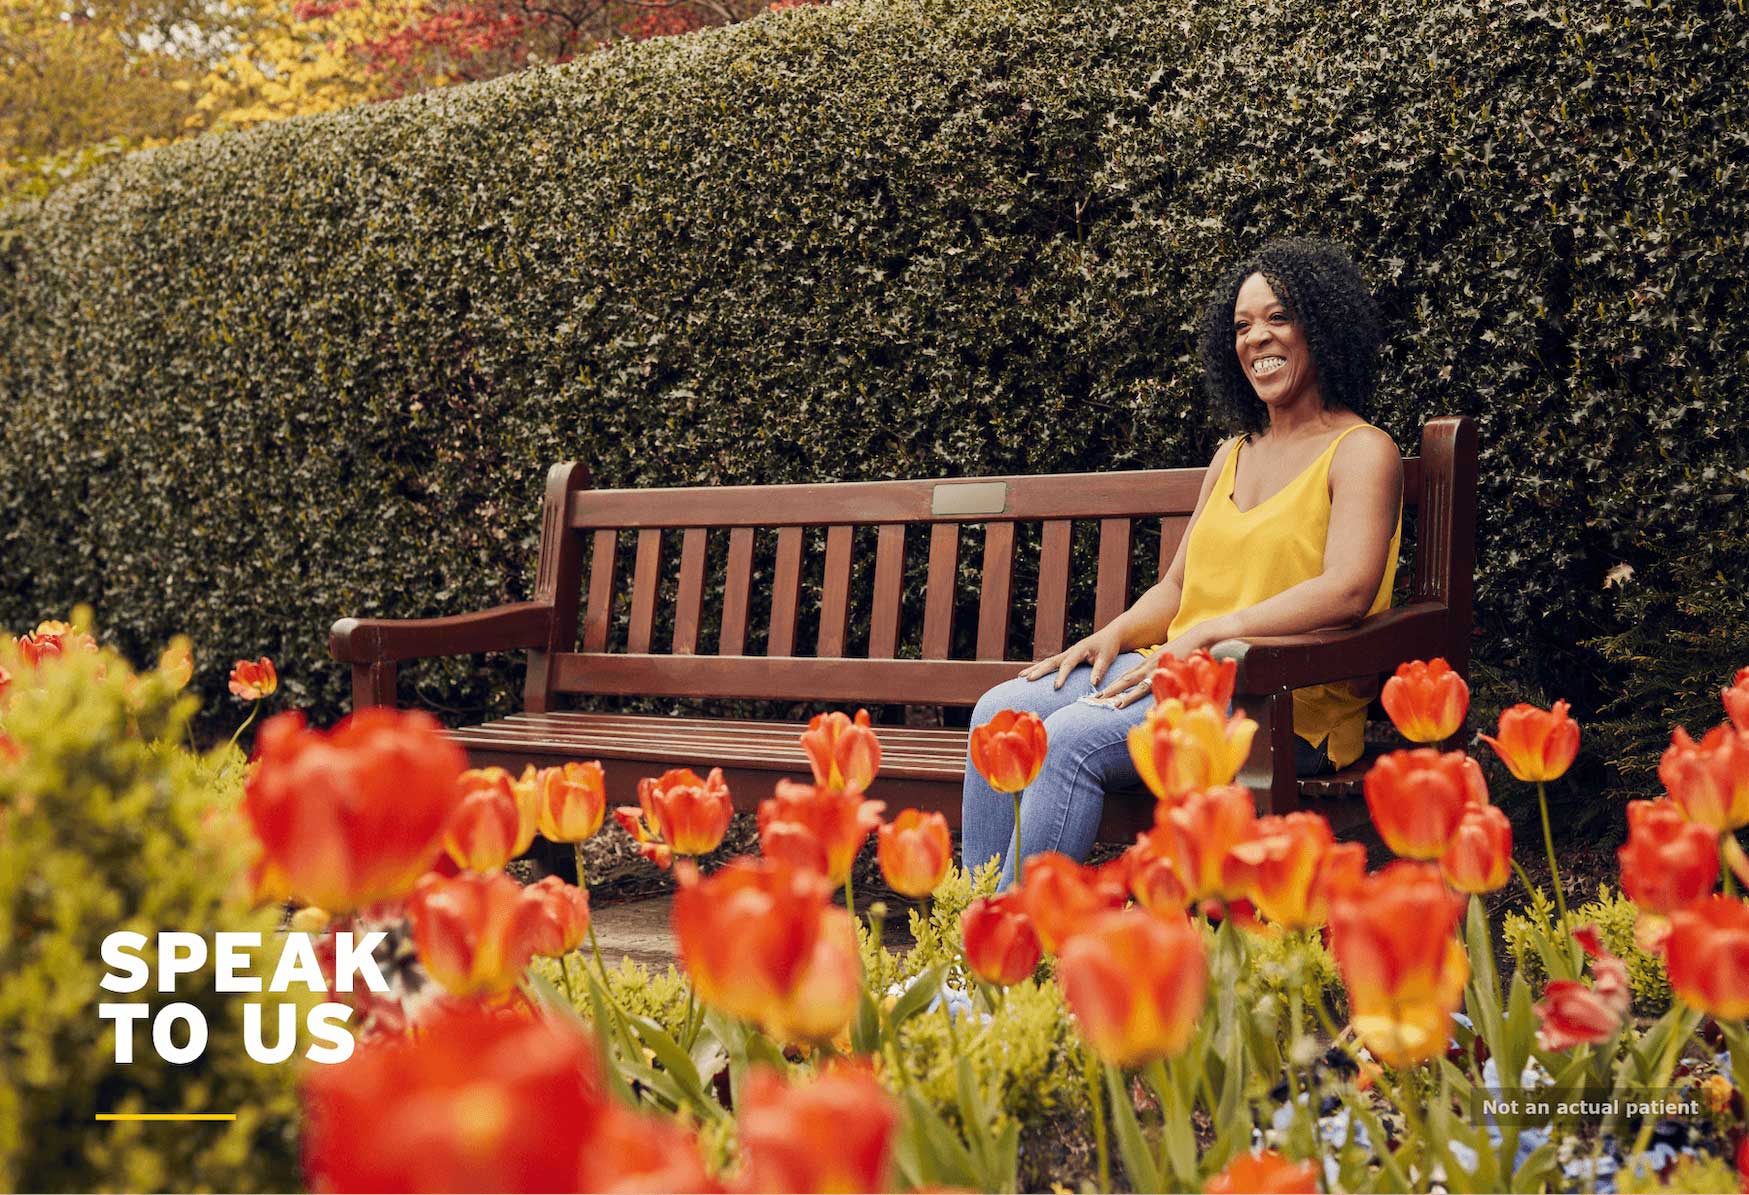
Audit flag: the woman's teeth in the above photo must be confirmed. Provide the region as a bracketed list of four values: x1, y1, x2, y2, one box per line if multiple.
[1252, 356, 1286, 376]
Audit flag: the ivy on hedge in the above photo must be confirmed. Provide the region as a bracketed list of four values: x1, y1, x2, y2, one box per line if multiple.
[2, 0, 1744, 800]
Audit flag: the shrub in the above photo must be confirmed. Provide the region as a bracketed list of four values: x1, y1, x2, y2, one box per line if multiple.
[0, 629, 301, 1193]
[2, 0, 1744, 789]
[1502, 884, 1670, 1012]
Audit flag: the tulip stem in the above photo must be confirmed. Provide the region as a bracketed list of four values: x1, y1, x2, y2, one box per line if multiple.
[223, 699, 262, 757]
[573, 841, 589, 887]
[1722, 835, 1739, 897]
[1083, 1046, 1110, 1194]
[1010, 789, 1024, 887]
[1535, 780, 1578, 971]
[1631, 1006, 1697, 1159]
[558, 954, 578, 1009]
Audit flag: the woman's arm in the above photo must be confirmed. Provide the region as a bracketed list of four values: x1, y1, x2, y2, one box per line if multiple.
[1019, 438, 1239, 689]
[1098, 426, 1402, 705]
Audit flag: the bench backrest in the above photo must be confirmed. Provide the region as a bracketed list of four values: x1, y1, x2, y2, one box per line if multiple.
[522, 417, 1476, 712]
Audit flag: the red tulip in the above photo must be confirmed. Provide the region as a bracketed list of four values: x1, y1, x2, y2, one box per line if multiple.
[524, 760, 607, 844]
[757, 779, 886, 887]
[1146, 785, 1259, 903]
[243, 708, 466, 911]
[443, 770, 522, 873]
[1534, 924, 1630, 1050]
[228, 656, 278, 700]
[1120, 834, 1190, 914]
[1057, 907, 1208, 1068]
[801, 708, 882, 794]
[1481, 700, 1580, 783]
[615, 766, 734, 869]
[876, 809, 952, 898]
[1381, 657, 1470, 744]
[969, 709, 1048, 793]
[1439, 802, 1513, 894]
[1148, 648, 1236, 710]
[1723, 666, 1749, 734]
[523, 875, 591, 958]
[737, 1064, 899, 1193]
[672, 858, 860, 1042]
[406, 871, 545, 997]
[961, 891, 1043, 986]
[1204, 1149, 1320, 1194]
[1659, 723, 1749, 832]
[1664, 895, 1749, 1021]
[16, 632, 63, 668]
[1328, 861, 1469, 1068]
[1617, 799, 1718, 916]
[1017, 852, 1129, 954]
[1363, 748, 1473, 860]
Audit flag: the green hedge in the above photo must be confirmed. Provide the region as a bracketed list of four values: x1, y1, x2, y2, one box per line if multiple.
[3, 0, 1744, 797]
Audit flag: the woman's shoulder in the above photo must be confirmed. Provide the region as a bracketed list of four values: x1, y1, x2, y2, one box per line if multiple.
[1330, 421, 1403, 490]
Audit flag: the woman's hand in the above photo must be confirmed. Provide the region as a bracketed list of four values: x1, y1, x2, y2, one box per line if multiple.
[1018, 624, 1128, 690]
[1094, 618, 1239, 708]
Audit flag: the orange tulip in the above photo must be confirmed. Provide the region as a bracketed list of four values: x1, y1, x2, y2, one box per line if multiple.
[1018, 851, 1130, 954]
[1226, 811, 1337, 930]
[228, 655, 278, 700]
[1618, 799, 1719, 916]
[757, 779, 886, 887]
[1146, 784, 1258, 903]
[961, 891, 1043, 986]
[1057, 907, 1208, 1068]
[243, 708, 466, 911]
[526, 760, 607, 843]
[157, 638, 194, 689]
[1127, 697, 1257, 803]
[615, 766, 734, 869]
[1439, 802, 1513, 894]
[1663, 895, 1749, 1020]
[1723, 666, 1749, 733]
[1363, 748, 1473, 860]
[1303, 841, 1368, 933]
[15, 631, 63, 668]
[737, 1064, 900, 1194]
[1481, 700, 1580, 783]
[522, 875, 592, 958]
[443, 771, 522, 872]
[0, 663, 10, 704]
[969, 709, 1048, 793]
[1328, 861, 1469, 1068]
[801, 708, 882, 794]
[1120, 833, 1190, 914]
[303, 1004, 602, 1193]
[876, 809, 952, 898]
[1148, 648, 1237, 710]
[1659, 723, 1749, 832]
[1381, 657, 1470, 744]
[406, 870, 545, 997]
[672, 858, 860, 1042]
[1534, 925, 1630, 1050]
[1204, 1149, 1320, 1194]
[579, 1098, 718, 1193]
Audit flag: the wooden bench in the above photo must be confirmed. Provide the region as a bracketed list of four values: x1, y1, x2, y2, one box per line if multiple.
[330, 416, 1476, 842]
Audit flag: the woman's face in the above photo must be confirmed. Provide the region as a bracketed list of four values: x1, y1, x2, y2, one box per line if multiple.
[1233, 272, 1320, 408]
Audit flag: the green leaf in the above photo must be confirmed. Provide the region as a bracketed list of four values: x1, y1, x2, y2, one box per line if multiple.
[1104, 1066, 1161, 1194]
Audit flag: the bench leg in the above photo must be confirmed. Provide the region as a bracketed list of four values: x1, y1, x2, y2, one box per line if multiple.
[1236, 689, 1300, 817]
[352, 661, 397, 710]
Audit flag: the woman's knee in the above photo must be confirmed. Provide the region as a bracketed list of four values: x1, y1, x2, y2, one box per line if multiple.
[971, 675, 1055, 725]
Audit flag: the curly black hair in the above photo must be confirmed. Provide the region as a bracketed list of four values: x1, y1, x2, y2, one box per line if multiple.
[1196, 237, 1383, 435]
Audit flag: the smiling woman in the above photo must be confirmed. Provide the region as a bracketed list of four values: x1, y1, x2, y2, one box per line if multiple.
[962, 238, 1404, 885]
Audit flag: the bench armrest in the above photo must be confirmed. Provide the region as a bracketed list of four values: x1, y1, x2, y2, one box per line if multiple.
[1210, 602, 1453, 694]
[329, 602, 555, 665]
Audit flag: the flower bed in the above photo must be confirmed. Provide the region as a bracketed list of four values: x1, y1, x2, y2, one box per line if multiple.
[3, 615, 1748, 1192]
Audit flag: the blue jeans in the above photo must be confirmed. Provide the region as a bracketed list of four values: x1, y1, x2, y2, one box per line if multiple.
[959, 656, 1332, 885]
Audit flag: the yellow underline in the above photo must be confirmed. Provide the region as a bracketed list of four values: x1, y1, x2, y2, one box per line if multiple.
[95, 1114, 238, 1122]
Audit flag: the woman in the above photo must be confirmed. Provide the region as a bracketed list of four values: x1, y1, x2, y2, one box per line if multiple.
[961, 237, 1403, 884]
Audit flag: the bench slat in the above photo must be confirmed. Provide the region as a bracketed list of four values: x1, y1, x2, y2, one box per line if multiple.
[868, 524, 906, 659]
[627, 530, 662, 654]
[922, 523, 959, 659]
[817, 525, 853, 657]
[976, 522, 1014, 659]
[553, 652, 1017, 705]
[672, 528, 707, 655]
[720, 527, 754, 656]
[496, 711, 972, 745]
[1094, 517, 1132, 633]
[1158, 514, 1188, 580]
[571, 469, 1208, 529]
[1034, 519, 1072, 659]
[582, 529, 618, 653]
[768, 527, 803, 657]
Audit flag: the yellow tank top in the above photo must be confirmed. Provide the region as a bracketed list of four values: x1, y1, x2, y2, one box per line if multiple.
[1153, 424, 1401, 769]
